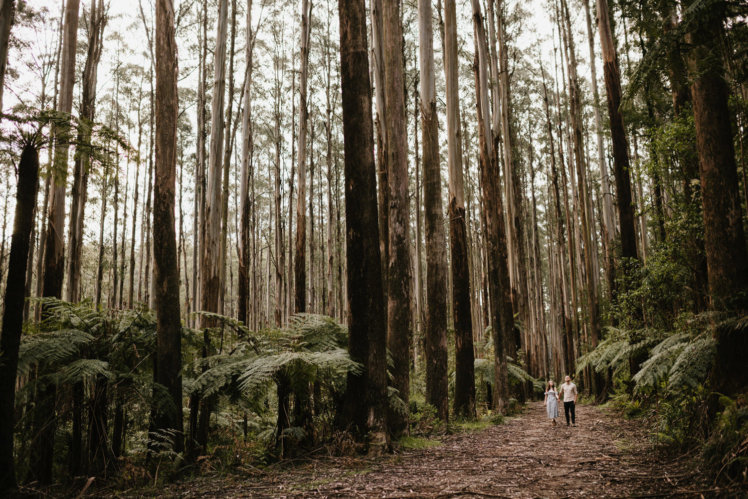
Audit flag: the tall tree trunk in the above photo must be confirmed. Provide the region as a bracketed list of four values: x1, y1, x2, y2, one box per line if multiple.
[151, 0, 184, 454]
[33, 0, 80, 484]
[295, 0, 311, 315]
[419, 0, 448, 422]
[383, 0, 412, 436]
[685, 2, 748, 311]
[442, 0, 475, 419]
[337, 0, 389, 449]
[471, 0, 511, 412]
[596, 0, 638, 260]
[583, 0, 615, 297]
[196, 0, 229, 453]
[371, 0, 389, 300]
[218, 0, 237, 316]
[0, 145, 39, 492]
[238, 0, 255, 325]
[0, 0, 15, 114]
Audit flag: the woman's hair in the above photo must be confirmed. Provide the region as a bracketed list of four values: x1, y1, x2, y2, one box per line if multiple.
[546, 380, 555, 391]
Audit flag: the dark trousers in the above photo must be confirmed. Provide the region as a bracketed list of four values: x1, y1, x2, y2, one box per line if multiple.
[564, 401, 576, 425]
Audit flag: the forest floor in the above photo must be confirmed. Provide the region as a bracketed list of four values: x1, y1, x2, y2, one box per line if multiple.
[125, 402, 732, 498]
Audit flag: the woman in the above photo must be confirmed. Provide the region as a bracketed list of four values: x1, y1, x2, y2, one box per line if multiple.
[544, 380, 560, 426]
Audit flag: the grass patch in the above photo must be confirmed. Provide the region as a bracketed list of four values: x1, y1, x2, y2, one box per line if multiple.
[396, 436, 442, 450]
[451, 412, 504, 433]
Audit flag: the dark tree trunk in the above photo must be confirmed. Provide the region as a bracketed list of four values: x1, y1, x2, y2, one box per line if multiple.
[596, 0, 637, 261]
[685, 2, 748, 311]
[34, 0, 81, 484]
[0, 145, 39, 492]
[383, 0, 412, 436]
[151, 0, 184, 453]
[419, 0, 449, 422]
[337, 0, 389, 449]
[442, 0, 475, 419]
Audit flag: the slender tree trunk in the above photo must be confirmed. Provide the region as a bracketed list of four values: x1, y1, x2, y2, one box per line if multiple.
[0, 0, 15, 114]
[471, 0, 511, 412]
[382, 0, 412, 436]
[33, 0, 80, 484]
[0, 145, 39, 492]
[371, 0, 389, 300]
[295, 0, 311, 315]
[419, 0, 448, 422]
[337, 0, 389, 448]
[596, 0, 637, 260]
[583, 0, 615, 297]
[151, 0, 184, 453]
[238, 0, 254, 325]
[197, 0, 229, 454]
[442, 0, 475, 419]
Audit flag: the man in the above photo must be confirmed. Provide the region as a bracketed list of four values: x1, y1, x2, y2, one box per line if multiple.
[560, 375, 578, 427]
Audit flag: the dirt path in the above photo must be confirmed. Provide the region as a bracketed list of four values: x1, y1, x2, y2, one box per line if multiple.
[155, 402, 720, 498]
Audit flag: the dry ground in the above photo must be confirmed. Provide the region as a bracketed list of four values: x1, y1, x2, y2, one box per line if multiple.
[127, 402, 738, 498]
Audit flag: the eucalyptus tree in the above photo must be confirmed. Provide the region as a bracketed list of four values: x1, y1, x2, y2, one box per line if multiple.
[337, 0, 388, 448]
[0, 143, 39, 492]
[684, 0, 748, 312]
[33, 0, 80, 484]
[383, 0, 412, 435]
[442, 0, 475, 419]
[151, 0, 184, 453]
[67, 0, 107, 304]
[419, 0, 448, 421]
[596, 0, 638, 262]
[0, 0, 14, 113]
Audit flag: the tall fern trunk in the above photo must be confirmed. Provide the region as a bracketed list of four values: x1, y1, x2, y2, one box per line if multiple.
[0, 145, 39, 492]
[87, 375, 110, 475]
[112, 392, 125, 457]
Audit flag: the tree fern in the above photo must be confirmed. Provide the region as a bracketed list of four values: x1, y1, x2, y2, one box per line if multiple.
[667, 337, 716, 391]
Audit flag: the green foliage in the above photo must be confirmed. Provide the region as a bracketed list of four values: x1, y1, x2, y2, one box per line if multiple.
[396, 436, 442, 450]
[703, 395, 748, 484]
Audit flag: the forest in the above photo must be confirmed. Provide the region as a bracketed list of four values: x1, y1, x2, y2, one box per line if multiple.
[0, 0, 746, 495]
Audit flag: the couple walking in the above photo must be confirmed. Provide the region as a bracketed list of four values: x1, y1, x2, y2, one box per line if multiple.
[544, 376, 577, 427]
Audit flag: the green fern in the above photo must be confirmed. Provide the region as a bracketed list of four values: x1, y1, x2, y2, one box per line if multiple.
[667, 337, 716, 391]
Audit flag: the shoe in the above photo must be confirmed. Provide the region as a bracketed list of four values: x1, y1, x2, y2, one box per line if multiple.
[572, 423, 576, 427]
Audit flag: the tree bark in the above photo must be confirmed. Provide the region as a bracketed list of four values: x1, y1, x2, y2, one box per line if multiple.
[33, 0, 80, 484]
[685, 2, 748, 311]
[295, 0, 312, 315]
[151, 0, 184, 453]
[337, 0, 389, 449]
[596, 0, 638, 261]
[383, 0, 412, 436]
[0, 0, 15, 114]
[419, 0, 448, 422]
[442, 0, 475, 419]
[0, 145, 39, 492]
[238, 0, 255, 325]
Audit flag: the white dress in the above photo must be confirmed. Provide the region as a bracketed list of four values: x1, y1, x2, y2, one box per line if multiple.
[545, 389, 559, 419]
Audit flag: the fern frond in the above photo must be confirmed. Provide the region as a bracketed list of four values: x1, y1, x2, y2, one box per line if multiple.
[17, 329, 94, 376]
[667, 336, 716, 391]
[59, 359, 113, 384]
